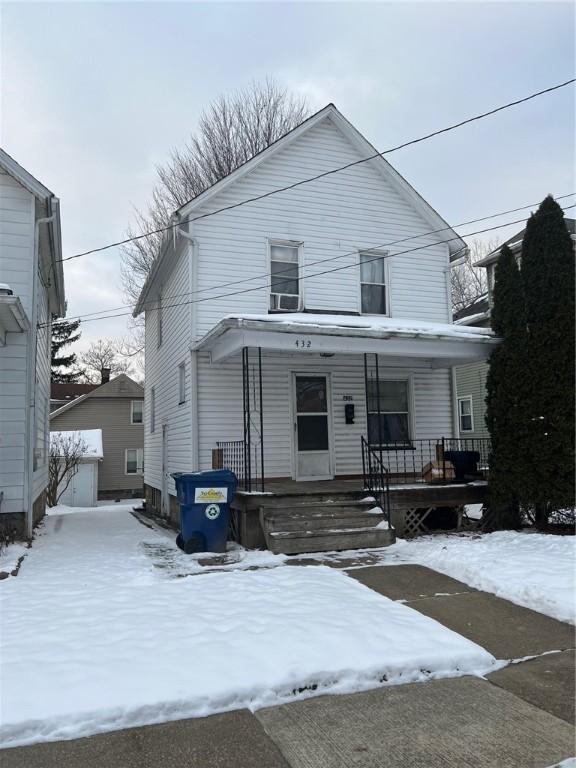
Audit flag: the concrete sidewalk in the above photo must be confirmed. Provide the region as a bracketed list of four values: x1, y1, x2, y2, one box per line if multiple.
[350, 564, 576, 724]
[3, 564, 574, 768]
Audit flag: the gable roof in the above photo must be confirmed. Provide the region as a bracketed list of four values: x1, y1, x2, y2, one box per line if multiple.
[50, 374, 144, 419]
[475, 217, 575, 267]
[134, 104, 466, 315]
[0, 148, 65, 316]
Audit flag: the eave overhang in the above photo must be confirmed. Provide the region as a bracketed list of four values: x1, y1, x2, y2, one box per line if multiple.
[194, 315, 499, 366]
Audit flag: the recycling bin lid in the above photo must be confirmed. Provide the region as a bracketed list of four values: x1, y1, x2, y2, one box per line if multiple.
[171, 469, 237, 483]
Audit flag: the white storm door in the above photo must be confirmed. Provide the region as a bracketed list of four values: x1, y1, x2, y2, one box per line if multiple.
[293, 374, 333, 480]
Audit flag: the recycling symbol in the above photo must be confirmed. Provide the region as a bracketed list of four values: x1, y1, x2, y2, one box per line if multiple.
[205, 504, 221, 520]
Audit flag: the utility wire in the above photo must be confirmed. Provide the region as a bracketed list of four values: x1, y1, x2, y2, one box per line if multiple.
[56, 78, 575, 264]
[50, 202, 575, 328]
[57, 192, 575, 323]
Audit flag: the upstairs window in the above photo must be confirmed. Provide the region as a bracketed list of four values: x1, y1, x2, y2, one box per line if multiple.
[131, 400, 143, 424]
[458, 396, 474, 433]
[270, 242, 301, 312]
[367, 379, 411, 447]
[178, 362, 186, 404]
[360, 252, 388, 315]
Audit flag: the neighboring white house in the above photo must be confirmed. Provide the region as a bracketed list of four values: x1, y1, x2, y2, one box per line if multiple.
[50, 429, 103, 508]
[134, 104, 497, 533]
[0, 149, 65, 538]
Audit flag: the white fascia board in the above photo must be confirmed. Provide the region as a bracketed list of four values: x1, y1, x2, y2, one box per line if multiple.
[207, 326, 497, 364]
[0, 148, 53, 200]
[0, 295, 31, 344]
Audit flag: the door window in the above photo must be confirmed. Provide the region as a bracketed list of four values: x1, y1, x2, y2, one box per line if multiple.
[296, 376, 329, 451]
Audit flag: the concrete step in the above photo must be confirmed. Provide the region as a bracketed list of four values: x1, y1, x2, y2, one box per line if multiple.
[266, 526, 394, 555]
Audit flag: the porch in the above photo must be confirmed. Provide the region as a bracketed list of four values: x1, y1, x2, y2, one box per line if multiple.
[197, 313, 496, 552]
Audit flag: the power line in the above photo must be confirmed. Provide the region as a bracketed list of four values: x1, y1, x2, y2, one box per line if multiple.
[57, 78, 575, 264]
[50, 202, 575, 328]
[56, 192, 576, 325]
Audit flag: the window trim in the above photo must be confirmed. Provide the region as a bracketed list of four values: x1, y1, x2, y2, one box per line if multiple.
[268, 239, 303, 311]
[458, 395, 474, 433]
[125, 448, 144, 475]
[150, 387, 156, 433]
[131, 400, 144, 424]
[366, 376, 414, 449]
[359, 250, 390, 316]
[178, 362, 186, 405]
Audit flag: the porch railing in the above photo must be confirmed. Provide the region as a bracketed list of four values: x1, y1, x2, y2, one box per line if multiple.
[361, 436, 391, 523]
[215, 440, 264, 492]
[368, 437, 491, 485]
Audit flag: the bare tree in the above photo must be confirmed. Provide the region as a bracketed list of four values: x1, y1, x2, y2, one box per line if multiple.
[80, 339, 134, 383]
[451, 239, 498, 315]
[121, 79, 310, 304]
[48, 432, 88, 507]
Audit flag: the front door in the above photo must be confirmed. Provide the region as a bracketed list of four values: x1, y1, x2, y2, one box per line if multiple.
[293, 374, 333, 480]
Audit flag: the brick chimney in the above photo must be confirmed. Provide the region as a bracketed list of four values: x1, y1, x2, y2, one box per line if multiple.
[101, 367, 111, 384]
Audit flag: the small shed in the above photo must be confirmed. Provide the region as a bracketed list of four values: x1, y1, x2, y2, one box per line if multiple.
[51, 429, 103, 508]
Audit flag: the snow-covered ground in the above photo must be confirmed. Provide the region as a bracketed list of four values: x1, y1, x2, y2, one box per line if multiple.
[398, 532, 575, 624]
[0, 505, 496, 747]
[0, 543, 28, 576]
[307, 531, 576, 625]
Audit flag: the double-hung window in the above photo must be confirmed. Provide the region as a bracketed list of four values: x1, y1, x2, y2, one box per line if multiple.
[131, 400, 143, 424]
[270, 242, 300, 311]
[125, 448, 144, 475]
[178, 362, 186, 404]
[367, 379, 411, 447]
[458, 396, 474, 433]
[360, 251, 388, 315]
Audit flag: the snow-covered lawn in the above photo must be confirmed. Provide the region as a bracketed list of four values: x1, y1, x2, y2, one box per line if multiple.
[311, 531, 576, 625]
[0, 505, 496, 747]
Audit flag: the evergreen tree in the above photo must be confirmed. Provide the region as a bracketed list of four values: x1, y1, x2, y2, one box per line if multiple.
[520, 197, 575, 527]
[51, 317, 84, 382]
[485, 244, 527, 529]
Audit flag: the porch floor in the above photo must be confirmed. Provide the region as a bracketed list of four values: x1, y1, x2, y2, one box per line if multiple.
[237, 478, 487, 496]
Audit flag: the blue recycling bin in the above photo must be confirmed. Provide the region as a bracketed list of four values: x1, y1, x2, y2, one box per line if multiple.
[171, 470, 238, 554]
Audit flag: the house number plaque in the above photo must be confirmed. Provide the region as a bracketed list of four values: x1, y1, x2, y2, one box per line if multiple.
[294, 339, 312, 349]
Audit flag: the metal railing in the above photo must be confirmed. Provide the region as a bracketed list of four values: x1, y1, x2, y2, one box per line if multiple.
[361, 436, 391, 523]
[215, 439, 265, 492]
[369, 437, 491, 485]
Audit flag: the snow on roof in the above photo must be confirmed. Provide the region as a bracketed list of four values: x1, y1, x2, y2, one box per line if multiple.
[220, 313, 494, 341]
[50, 429, 103, 459]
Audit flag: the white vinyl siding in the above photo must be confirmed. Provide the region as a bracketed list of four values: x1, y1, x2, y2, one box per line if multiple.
[197, 351, 453, 479]
[190, 119, 451, 339]
[144, 242, 193, 496]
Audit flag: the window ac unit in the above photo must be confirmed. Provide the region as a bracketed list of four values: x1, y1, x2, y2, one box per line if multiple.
[270, 293, 300, 311]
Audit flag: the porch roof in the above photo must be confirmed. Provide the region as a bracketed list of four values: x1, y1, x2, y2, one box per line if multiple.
[195, 313, 499, 366]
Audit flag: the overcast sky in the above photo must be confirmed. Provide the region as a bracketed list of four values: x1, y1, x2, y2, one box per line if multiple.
[2, 1, 574, 352]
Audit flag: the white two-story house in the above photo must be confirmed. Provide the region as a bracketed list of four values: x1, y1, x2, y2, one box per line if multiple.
[134, 105, 496, 551]
[0, 149, 65, 539]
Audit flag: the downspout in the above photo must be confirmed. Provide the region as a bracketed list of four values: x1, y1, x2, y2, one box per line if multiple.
[178, 225, 199, 471]
[25, 210, 55, 538]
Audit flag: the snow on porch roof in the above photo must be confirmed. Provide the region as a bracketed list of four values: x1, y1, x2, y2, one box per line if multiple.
[195, 313, 499, 364]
